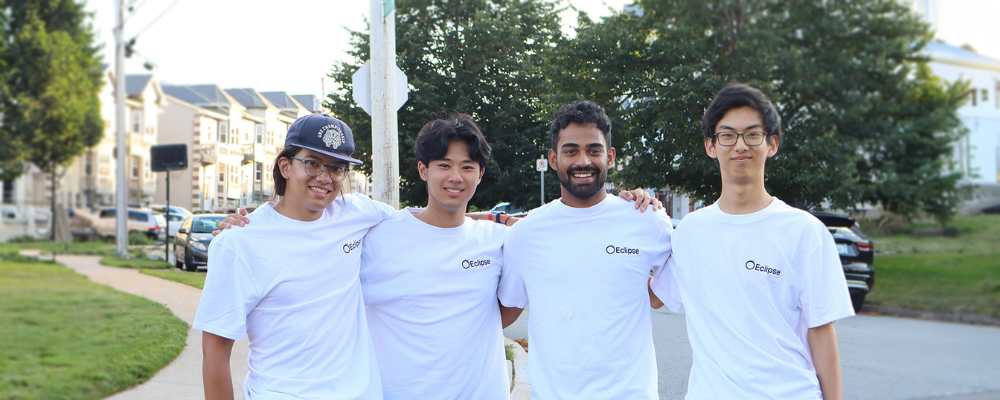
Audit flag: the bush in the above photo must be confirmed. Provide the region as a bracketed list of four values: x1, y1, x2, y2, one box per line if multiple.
[128, 231, 152, 245]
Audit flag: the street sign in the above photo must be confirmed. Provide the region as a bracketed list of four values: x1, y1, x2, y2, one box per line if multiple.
[536, 159, 548, 172]
[352, 60, 409, 115]
[384, 0, 395, 17]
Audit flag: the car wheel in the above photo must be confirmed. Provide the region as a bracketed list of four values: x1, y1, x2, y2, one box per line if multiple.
[184, 250, 197, 272]
[851, 292, 866, 312]
[174, 253, 183, 269]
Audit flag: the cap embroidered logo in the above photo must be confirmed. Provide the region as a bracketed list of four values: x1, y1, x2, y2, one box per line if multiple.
[319, 124, 344, 149]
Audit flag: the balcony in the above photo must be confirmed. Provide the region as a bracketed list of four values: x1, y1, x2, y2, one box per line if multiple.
[199, 143, 219, 165]
[241, 144, 255, 165]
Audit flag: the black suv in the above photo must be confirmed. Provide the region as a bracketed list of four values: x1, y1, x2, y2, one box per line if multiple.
[811, 212, 875, 312]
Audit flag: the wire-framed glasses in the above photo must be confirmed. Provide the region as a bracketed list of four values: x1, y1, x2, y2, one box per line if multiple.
[287, 157, 350, 181]
[714, 131, 769, 146]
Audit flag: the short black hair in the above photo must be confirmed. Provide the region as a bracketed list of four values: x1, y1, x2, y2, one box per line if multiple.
[414, 113, 491, 169]
[702, 84, 782, 143]
[550, 100, 612, 150]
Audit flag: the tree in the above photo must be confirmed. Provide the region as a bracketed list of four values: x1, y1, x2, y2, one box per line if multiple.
[326, 0, 564, 209]
[0, 0, 103, 181]
[551, 0, 969, 222]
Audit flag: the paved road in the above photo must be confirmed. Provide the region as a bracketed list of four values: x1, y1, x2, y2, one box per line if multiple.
[504, 308, 1000, 400]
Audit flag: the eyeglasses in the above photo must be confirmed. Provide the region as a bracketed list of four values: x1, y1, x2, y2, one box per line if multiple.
[287, 157, 350, 181]
[714, 131, 769, 146]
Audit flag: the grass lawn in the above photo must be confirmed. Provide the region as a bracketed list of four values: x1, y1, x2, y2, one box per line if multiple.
[141, 269, 206, 289]
[868, 253, 1000, 318]
[862, 214, 1000, 318]
[0, 239, 115, 256]
[99, 255, 172, 270]
[0, 258, 187, 400]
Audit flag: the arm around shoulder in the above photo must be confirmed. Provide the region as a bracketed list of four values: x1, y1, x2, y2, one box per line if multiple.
[500, 304, 524, 328]
[807, 322, 843, 400]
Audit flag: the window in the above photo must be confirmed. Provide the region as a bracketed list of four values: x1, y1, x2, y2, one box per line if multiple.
[131, 156, 141, 179]
[230, 165, 239, 184]
[219, 122, 229, 143]
[255, 125, 264, 144]
[219, 164, 226, 185]
[144, 158, 152, 179]
[970, 88, 978, 107]
[255, 162, 263, 182]
[983, 89, 989, 103]
[267, 130, 274, 146]
[132, 110, 142, 133]
[99, 209, 116, 218]
[127, 210, 148, 222]
[2, 180, 13, 204]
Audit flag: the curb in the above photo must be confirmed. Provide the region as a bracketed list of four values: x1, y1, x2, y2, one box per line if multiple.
[504, 337, 530, 400]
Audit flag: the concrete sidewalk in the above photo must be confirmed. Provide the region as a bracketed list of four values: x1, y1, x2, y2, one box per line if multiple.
[55, 255, 249, 400]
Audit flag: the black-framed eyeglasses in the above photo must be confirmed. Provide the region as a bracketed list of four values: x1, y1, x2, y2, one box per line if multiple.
[287, 157, 350, 181]
[714, 131, 769, 146]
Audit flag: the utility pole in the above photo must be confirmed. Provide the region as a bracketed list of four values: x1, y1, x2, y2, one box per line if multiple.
[114, 0, 129, 256]
[369, 0, 399, 209]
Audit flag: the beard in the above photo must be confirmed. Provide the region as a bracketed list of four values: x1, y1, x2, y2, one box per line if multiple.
[557, 165, 606, 200]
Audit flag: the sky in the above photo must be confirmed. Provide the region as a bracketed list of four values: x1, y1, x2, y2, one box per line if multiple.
[82, 0, 1000, 100]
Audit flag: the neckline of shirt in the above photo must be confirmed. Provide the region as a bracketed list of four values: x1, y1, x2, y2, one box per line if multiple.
[262, 199, 340, 226]
[708, 197, 784, 224]
[551, 194, 616, 216]
[400, 208, 473, 236]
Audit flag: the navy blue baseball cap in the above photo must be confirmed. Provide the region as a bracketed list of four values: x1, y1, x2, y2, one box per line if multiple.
[284, 114, 362, 164]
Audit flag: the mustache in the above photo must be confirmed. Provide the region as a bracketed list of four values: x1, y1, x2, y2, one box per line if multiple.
[566, 166, 601, 175]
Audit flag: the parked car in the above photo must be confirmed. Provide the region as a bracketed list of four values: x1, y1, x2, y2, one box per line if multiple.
[489, 202, 528, 217]
[150, 204, 192, 220]
[812, 212, 875, 312]
[93, 208, 166, 240]
[174, 214, 226, 271]
[163, 212, 186, 238]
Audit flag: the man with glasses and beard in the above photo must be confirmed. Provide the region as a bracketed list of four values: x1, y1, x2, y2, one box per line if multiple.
[498, 101, 672, 400]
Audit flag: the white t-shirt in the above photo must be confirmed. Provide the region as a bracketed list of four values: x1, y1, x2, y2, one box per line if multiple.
[360, 210, 510, 400]
[650, 198, 854, 400]
[498, 195, 673, 400]
[193, 194, 393, 400]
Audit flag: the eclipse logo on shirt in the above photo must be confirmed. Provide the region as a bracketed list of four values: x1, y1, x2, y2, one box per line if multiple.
[745, 260, 781, 276]
[462, 259, 491, 269]
[343, 238, 362, 254]
[606, 245, 640, 255]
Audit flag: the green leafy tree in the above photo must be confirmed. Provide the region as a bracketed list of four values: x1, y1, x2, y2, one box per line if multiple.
[326, 0, 563, 209]
[551, 0, 969, 222]
[0, 0, 103, 181]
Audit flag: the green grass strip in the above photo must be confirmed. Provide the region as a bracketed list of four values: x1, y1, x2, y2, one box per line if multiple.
[868, 253, 1000, 318]
[0, 260, 187, 399]
[141, 269, 207, 290]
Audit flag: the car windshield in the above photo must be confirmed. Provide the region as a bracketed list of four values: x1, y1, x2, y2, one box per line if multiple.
[191, 217, 225, 233]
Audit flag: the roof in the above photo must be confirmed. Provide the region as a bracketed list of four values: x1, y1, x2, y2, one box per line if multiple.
[162, 84, 238, 109]
[125, 75, 153, 97]
[292, 94, 323, 112]
[225, 88, 275, 109]
[260, 91, 306, 110]
[925, 41, 1000, 72]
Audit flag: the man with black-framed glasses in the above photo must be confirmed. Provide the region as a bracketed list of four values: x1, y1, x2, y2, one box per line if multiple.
[649, 84, 853, 400]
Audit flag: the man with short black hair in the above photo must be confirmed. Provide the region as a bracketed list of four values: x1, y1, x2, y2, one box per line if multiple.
[498, 100, 673, 399]
[649, 84, 853, 400]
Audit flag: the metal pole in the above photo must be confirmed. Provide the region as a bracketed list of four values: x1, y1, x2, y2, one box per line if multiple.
[369, 0, 399, 209]
[114, 0, 128, 257]
[540, 170, 545, 206]
[165, 172, 170, 262]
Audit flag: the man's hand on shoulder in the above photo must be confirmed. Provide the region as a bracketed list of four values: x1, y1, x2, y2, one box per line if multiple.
[618, 188, 663, 212]
[212, 208, 250, 237]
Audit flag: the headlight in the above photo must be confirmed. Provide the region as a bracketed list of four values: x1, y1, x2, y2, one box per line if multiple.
[191, 241, 208, 251]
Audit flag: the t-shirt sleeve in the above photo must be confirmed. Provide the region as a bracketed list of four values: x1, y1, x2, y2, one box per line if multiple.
[650, 254, 684, 314]
[497, 233, 528, 309]
[367, 196, 396, 222]
[649, 212, 673, 276]
[798, 228, 855, 328]
[193, 239, 262, 340]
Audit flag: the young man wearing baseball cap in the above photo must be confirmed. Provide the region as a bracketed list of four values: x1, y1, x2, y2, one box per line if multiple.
[649, 84, 853, 399]
[195, 114, 394, 400]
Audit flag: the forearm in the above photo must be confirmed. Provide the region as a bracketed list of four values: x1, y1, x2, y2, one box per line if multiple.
[202, 332, 235, 400]
[808, 323, 843, 400]
[499, 304, 524, 328]
[648, 276, 664, 309]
